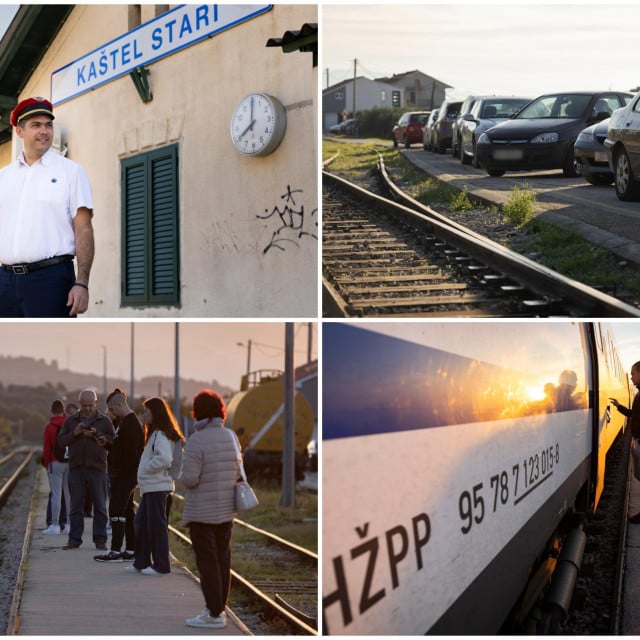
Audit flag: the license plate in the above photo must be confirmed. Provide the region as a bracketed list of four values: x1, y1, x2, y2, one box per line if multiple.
[493, 149, 523, 160]
[594, 150, 608, 162]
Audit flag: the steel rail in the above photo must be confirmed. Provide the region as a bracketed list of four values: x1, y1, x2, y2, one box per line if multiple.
[172, 491, 317, 563]
[168, 522, 317, 634]
[0, 448, 35, 507]
[323, 169, 640, 317]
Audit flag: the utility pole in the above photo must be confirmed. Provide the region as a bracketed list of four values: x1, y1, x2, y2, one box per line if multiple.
[307, 322, 313, 362]
[102, 346, 107, 410]
[130, 323, 135, 407]
[174, 323, 181, 432]
[325, 67, 329, 88]
[352, 58, 357, 117]
[280, 323, 296, 507]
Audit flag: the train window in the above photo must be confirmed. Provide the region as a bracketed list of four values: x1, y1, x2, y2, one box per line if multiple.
[324, 322, 588, 439]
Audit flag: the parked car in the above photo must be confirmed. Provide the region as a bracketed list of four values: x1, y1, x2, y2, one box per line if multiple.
[392, 111, 430, 148]
[422, 109, 439, 151]
[574, 118, 613, 185]
[458, 96, 532, 167]
[604, 92, 640, 200]
[329, 118, 357, 135]
[451, 95, 478, 157]
[431, 100, 462, 153]
[475, 91, 633, 177]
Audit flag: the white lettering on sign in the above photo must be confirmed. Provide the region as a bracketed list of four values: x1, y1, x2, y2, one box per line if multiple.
[50, 4, 272, 105]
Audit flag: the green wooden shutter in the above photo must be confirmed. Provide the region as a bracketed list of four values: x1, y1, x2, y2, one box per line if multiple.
[121, 144, 180, 306]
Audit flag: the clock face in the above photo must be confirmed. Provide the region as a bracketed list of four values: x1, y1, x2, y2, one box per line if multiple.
[230, 93, 287, 157]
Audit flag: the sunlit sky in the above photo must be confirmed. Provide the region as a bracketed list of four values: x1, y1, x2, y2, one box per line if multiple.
[0, 322, 316, 391]
[322, 3, 640, 100]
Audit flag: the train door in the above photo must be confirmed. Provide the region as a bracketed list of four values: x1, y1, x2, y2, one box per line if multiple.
[589, 324, 630, 510]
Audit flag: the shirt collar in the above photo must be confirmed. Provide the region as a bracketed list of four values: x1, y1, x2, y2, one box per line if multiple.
[17, 148, 55, 168]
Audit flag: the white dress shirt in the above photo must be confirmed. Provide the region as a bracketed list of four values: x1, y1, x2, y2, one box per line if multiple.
[0, 149, 93, 264]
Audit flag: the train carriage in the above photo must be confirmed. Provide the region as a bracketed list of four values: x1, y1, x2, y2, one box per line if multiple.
[322, 322, 629, 635]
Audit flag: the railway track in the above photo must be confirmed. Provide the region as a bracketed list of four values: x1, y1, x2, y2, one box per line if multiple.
[0, 447, 37, 509]
[0, 446, 38, 635]
[322, 165, 640, 318]
[169, 491, 317, 635]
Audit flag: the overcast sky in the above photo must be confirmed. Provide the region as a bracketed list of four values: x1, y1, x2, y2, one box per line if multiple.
[0, 322, 316, 390]
[0, 4, 17, 40]
[323, 3, 640, 100]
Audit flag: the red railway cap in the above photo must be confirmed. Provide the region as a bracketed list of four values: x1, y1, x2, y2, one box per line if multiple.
[10, 97, 54, 127]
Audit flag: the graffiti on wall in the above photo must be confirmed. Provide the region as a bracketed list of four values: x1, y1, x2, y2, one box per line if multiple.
[257, 185, 318, 254]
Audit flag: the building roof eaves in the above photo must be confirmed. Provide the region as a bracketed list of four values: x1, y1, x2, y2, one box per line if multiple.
[0, 4, 73, 143]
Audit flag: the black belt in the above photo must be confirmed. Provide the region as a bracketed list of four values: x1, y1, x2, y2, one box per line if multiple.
[1, 254, 74, 275]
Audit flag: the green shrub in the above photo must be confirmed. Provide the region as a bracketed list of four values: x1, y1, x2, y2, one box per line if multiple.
[450, 187, 474, 211]
[503, 184, 536, 225]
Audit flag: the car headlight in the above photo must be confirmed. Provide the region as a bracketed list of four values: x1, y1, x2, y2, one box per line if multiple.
[575, 131, 596, 145]
[478, 133, 490, 144]
[530, 132, 559, 144]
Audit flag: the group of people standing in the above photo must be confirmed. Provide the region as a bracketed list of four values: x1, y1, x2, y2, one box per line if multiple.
[41, 387, 242, 629]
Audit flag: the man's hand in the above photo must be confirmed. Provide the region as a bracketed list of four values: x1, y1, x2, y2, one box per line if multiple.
[67, 284, 89, 316]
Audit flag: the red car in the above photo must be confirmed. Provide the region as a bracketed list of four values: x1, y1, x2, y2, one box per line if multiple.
[392, 111, 429, 148]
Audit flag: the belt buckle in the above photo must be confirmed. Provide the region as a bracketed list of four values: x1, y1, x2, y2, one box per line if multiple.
[11, 265, 28, 275]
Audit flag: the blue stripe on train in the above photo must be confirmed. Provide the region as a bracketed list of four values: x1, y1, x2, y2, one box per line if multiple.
[323, 324, 506, 440]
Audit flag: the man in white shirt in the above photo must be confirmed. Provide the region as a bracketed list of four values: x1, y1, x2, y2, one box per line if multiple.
[0, 97, 94, 317]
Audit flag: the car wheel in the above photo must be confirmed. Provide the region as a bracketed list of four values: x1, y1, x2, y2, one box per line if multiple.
[614, 148, 640, 201]
[404, 136, 410, 149]
[487, 168, 506, 177]
[562, 143, 579, 178]
[585, 173, 614, 186]
[392, 135, 398, 148]
[460, 144, 471, 165]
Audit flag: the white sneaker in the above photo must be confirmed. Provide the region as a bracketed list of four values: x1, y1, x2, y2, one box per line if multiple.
[42, 525, 61, 535]
[125, 565, 141, 573]
[185, 609, 226, 629]
[141, 566, 166, 575]
[60, 525, 68, 535]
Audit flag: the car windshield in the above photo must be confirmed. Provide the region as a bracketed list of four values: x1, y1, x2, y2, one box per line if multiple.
[480, 98, 530, 119]
[516, 94, 591, 119]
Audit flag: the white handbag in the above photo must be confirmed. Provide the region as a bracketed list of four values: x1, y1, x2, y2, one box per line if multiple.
[231, 431, 259, 510]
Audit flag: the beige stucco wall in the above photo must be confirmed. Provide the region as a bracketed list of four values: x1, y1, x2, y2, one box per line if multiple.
[14, 4, 318, 318]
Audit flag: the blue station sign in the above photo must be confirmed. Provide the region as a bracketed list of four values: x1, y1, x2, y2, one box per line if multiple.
[51, 4, 272, 105]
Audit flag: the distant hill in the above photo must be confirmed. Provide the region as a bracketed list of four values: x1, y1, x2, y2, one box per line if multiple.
[0, 355, 236, 402]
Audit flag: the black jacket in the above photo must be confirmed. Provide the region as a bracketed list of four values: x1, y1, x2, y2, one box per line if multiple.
[108, 412, 144, 479]
[617, 389, 640, 439]
[57, 411, 115, 472]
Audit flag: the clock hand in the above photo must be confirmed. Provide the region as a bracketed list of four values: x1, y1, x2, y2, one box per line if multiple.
[238, 119, 257, 140]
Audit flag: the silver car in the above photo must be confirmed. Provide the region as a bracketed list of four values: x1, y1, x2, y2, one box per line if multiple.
[605, 92, 640, 200]
[458, 96, 532, 167]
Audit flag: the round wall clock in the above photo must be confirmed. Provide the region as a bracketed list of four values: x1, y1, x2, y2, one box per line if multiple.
[230, 93, 287, 157]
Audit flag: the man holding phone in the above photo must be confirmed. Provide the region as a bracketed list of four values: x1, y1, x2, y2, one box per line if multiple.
[57, 389, 115, 549]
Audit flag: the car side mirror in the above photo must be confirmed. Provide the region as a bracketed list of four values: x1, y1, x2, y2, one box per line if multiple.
[463, 114, 476, 122]
[593, 110, 610, 123]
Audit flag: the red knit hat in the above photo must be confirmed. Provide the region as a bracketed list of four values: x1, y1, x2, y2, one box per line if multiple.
[10, 97, 54, 127]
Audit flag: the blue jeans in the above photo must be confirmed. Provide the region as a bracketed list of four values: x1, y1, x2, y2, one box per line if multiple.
[0, 261, 75, 317]
[134, 491, 171, 573]
[68, 468, 109, 546]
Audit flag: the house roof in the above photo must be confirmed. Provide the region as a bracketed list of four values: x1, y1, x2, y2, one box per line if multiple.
[0, 4, 73, 144]
[266, 22, 317, 67]
[375, 69, 452, 89]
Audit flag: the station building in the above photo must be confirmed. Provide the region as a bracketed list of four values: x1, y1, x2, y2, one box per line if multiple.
[0, 4, 318, 317]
